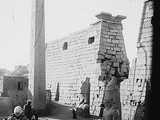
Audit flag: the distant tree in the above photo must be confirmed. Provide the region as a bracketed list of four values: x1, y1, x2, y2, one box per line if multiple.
[11, 65, 29, 76]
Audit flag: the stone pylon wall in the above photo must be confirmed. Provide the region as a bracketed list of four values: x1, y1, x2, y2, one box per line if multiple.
[46, 21, 102, 110]
[120, 1, 153, 120]
[46, 12, 129, 116]
[97, 14, 129, 120]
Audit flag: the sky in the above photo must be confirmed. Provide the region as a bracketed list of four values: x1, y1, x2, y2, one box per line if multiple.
[0, 0, 144, 71]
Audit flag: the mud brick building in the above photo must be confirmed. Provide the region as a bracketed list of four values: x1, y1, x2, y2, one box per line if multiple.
[46, 12, 129, 116]
[120, 1, 153, 120]
[0, 76, 28, 109]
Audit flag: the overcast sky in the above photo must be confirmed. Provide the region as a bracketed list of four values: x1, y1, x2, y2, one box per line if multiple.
[0, 0, 144, 70]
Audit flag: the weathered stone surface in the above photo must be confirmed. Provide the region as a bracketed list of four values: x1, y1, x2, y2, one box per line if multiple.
[0, 76, 28, 111]
[46, 12, 129, 117]
[120, 1, 153, 120]
[29, 0, 46, 110]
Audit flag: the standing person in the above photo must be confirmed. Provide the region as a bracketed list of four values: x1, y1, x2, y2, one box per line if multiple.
[71, 103, 77, 119]
[99, 103, 105, 118]
[23, 100, 32, 120]
[7, 106, 27, 120]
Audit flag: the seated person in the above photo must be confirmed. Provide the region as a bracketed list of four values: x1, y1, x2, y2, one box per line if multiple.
[8, 106, 27, 120]
[72, 98, 85, 119]
[72, 98, 89, 118]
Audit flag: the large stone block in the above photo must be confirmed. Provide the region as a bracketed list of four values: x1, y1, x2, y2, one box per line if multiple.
[46, 12, 129, 117]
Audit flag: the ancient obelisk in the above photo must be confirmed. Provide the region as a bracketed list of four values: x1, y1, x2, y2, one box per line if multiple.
[29, 0, 46, 111]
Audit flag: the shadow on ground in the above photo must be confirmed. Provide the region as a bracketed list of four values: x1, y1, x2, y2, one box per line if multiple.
[39, 101, 101, 120]
[39, 101, 74, 120]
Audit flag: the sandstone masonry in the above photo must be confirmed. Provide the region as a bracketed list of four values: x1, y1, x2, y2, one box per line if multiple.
[120, 1, 153, 120]
[46, 12, 129, 116]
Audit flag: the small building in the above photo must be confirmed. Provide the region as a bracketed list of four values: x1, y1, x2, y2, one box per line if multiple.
[0, 76, 28, 110]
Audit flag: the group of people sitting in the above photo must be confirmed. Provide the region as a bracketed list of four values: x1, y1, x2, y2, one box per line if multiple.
[72, 98, 90, 119]
[72, 98, 120, 120]
[6, 100, 38, 120]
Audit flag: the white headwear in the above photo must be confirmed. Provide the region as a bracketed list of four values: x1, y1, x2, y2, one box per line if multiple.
[14, 106, 23, 116]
